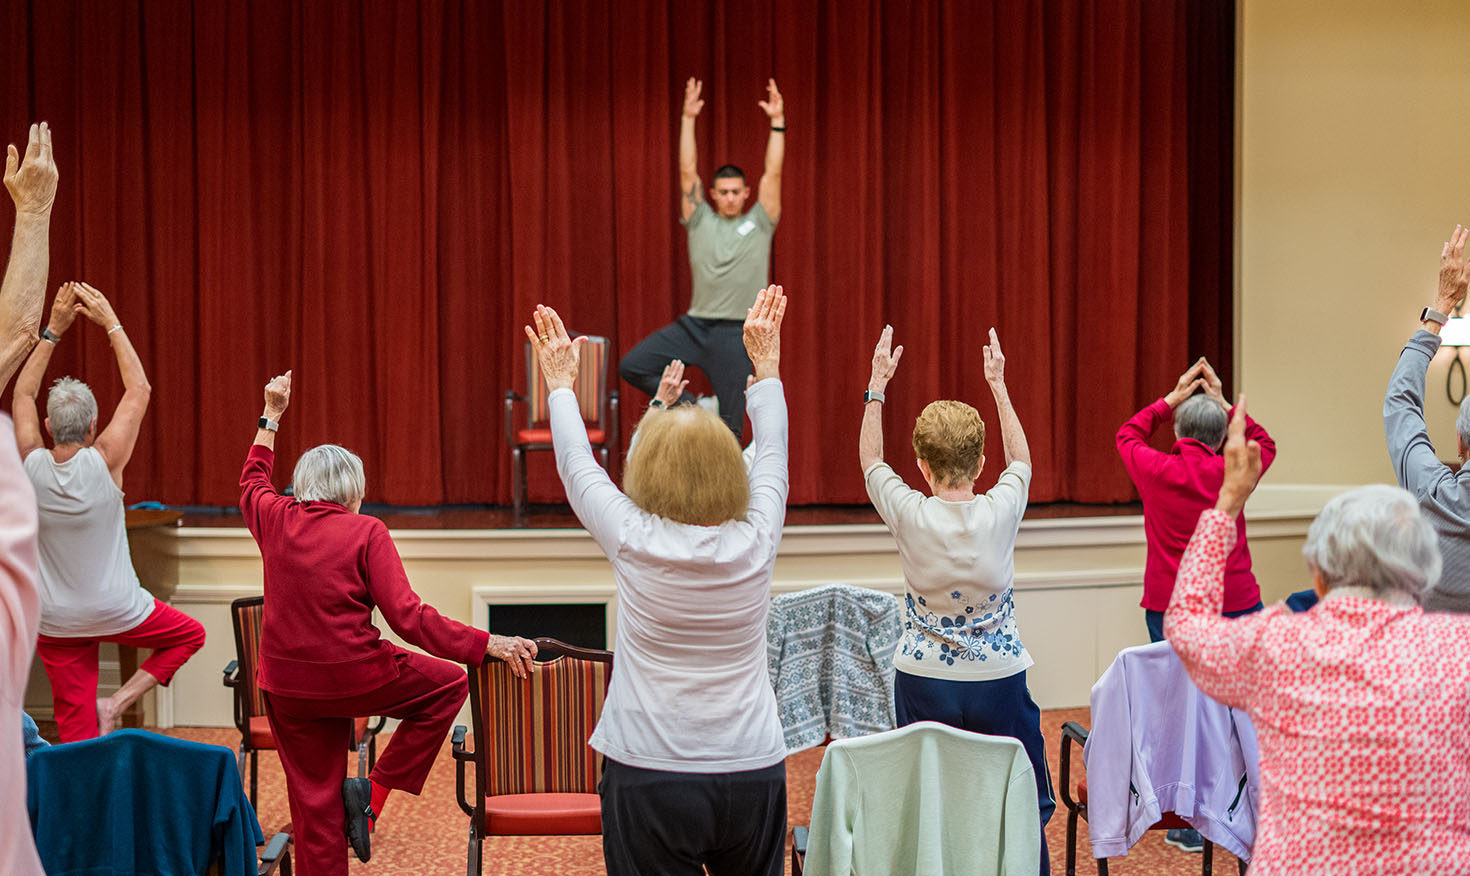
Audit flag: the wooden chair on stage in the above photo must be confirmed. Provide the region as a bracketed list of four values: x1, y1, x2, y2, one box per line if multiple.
[453, 637, 613, 876]
[504, 334, 618, 525]
[221, 596, 384, 806]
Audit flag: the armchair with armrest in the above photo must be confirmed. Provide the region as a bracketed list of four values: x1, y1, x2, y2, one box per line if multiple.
[453, 637, 613, 876]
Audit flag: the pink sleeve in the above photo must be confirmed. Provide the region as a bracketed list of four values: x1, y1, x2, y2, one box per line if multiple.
[1163, 509, 1276, 709]
[0, 417, 40, 700]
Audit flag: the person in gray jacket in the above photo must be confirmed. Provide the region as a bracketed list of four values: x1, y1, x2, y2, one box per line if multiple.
[1384, 223, 1470, 612]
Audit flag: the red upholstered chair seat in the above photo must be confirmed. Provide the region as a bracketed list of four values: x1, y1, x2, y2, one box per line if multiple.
[515, 428, 605, 446]
[483, 792, 602, 836]
[1075, 779, 1195, 832]
[248, 715, 372, 751]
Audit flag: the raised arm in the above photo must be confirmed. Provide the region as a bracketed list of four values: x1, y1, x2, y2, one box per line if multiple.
[238, 371, 291, 537]
[678, 77, 704, 223]
[1118, 359, 1206, 476]
[983, 328, 1029, 467]
[742, 285, 789, 532]
[858, 325, 903, 473]
[10, 283, 77, 458]
[0, 123, 59, 389]
[756, 79, 785, 224]
[74, 284, 150, 485]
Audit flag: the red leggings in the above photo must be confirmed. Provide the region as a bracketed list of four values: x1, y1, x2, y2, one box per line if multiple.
[36, 598, 206, 742]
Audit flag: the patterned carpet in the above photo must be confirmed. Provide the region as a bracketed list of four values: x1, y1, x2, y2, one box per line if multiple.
[158, 707, 1241, 875]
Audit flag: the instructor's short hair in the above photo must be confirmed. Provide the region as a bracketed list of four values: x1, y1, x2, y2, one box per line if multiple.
[712, 164, 746, 183]
[1174, 395, 1228, 450]
[292, 444, 366, 508]
[911, 401, 986, 488]
[46, 377, 97, 445]
[624, 405, 748, 526]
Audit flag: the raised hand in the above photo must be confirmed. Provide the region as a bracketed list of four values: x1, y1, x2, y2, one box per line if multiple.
[263, 370, 292, 419]
[1216, 394, 1263, 517]
[4, 122, 57, 216]
[683, 77, 705, 118]
[1164, 358, 1207, 408]
[869, 325, 904, 392]
[743, 284, 787, 380]
[524, 304, 585, 392]
[1200, 358, 1228, 409]
[487, 634, 538, 679]
[982, 328, 1010, 388]
[71, 282, 119, 329]
[46, 282, 78, 336]
[1437, 224, 1470, 316]
[655, 359, 689, 407]
[758, 78, 785, 125]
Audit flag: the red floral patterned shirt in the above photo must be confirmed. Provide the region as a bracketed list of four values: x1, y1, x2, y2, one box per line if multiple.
[1165, 509, 1470, 874]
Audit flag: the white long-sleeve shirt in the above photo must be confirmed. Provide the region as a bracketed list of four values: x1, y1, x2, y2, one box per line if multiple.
[549, 379, 789, 773]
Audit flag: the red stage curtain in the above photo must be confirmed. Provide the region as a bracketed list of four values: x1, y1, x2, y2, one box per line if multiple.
[0, 0, 1231, 507]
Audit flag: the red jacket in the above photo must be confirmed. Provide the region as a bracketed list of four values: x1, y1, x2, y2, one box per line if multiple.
[239, 445, 488, 698]
[1116, 399, 1276, 612]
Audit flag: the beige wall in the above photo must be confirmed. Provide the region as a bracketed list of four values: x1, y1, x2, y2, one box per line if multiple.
[1239, 0, 1470, 482]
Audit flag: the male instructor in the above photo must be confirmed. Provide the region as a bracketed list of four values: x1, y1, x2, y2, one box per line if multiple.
[619, 77, 785, 436]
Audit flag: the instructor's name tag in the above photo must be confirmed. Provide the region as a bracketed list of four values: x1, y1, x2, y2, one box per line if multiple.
[737, 219, 757, 237]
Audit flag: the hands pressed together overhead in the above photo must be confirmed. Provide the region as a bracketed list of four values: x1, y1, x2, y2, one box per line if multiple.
[1165, 357, 1227, 410]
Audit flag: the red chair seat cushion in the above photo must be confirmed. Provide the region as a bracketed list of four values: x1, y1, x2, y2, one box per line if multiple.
[515, 428, 606, 446]
[483, 792, 602, 836]
[1075, 779, 1195, 832]
[248, 715, 372, 751]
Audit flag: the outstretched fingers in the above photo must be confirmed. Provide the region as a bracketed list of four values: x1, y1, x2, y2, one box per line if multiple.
[23, 123, 39, 162]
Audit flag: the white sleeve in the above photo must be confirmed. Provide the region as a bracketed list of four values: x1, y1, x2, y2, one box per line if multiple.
[743, 379, 789, 537]
[863, 462, 922, 532]
[985, 461, 1032, 536]
[550, 389, 637, 555]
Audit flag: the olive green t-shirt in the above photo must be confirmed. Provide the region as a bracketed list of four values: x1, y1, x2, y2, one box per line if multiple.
[683, 200, 777, 320]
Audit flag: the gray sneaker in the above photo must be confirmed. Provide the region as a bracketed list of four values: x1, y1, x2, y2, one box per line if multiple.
[1164, 827, 1204, 852]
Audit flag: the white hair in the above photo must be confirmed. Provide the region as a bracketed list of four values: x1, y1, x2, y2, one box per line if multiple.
[1301, 484, 1441, 602]
[46, 377, 97, 445]
[292, 444, 365, 507]
[1174, 395, 1228, 450]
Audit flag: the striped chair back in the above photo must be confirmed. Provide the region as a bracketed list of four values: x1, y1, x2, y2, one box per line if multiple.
[469, 640, 612, 796]
[524, 335, 609, 427]
[228, 597, 269, 724]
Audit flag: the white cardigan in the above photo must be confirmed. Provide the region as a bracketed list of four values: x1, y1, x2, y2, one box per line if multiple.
[549, 379, 789, 773]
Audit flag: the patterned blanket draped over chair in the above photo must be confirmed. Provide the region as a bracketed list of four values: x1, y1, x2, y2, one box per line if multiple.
[767, 583, 902, 753]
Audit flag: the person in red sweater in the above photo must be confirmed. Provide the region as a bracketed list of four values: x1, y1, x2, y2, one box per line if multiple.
[1117, 358, 1277, 645]
[240, 370, 538, 876]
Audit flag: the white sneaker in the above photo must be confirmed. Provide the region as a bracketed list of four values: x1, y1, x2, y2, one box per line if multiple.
[696, 396, 719, 417]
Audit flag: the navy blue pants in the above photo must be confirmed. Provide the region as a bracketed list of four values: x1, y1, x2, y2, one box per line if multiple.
[1145, 600, 1263, 644]
[894, 669, 1054, 876]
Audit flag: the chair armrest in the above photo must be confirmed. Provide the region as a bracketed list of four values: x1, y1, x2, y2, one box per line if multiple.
[222, 660, 239, 688]
[1059, 721, 1089, 811]
[367, 715, 387, 735]
[258, 831, 291, 876]
[452, 724, 474, 817]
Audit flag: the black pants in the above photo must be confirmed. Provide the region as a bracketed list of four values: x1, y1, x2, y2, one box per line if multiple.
[599, 757, 786, 876]
[619, 315, 751, 436]
[895, 669, 1055, 876]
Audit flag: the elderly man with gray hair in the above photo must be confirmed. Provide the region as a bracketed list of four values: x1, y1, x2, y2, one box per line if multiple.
[1167, 398, 1470, 872]
[11, 282, 205, 742]
[1384, 223, 1470, 613]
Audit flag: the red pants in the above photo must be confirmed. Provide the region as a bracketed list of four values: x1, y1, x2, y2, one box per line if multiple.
[264, 648, 469, 876]
[36, 598, 206, 743]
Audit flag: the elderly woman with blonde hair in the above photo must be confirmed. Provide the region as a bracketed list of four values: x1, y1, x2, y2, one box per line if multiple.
[528, 286, 789, 876]
[858, 324, 1054, 874]
[1167, 398, 1470, 873]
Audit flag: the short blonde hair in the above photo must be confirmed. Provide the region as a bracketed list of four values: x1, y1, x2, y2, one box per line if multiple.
[624, 406, 749, 526]
[912, 400, 986, 488]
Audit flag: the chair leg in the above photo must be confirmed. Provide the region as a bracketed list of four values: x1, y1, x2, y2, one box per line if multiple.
[511, 447, 525, 526]
[249, 749, 259, 809]
[1238, 859, 1247, 875]
[368, 732, 377, 772]
[357, 739, 368, 778]
[1065, 810, 1078, 876]
[1098, 856, 1108, 875]
[1202, 839, 1214, 876]
[466, 824, 483, 876]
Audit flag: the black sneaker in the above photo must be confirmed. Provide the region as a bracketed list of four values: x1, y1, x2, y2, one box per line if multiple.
[342, 777, 375, 862]
[1164, 827, 1204, 853]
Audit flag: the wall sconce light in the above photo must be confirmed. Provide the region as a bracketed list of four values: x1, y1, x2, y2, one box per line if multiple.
[1442, 316, 1470, 404]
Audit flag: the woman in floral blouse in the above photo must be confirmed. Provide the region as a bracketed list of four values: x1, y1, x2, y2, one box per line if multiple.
[1167, 396, 1470, 874]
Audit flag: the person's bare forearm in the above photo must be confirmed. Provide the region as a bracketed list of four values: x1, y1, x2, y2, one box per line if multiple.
[11, 331, 54, 404]
[990, 381, 1030, 467]
[0, 213, 51, 386]
[679, 115, 699, 192]
[859, 398, 884, 472]
[763, 127, 784, 184]
[107, 328, 150, 395]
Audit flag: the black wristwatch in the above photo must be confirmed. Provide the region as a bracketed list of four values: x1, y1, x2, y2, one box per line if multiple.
[649, 399, 666, 409]
[863, 389, 886, 404]
[258, 417, 280, 432]
[39, 327, 60, 343]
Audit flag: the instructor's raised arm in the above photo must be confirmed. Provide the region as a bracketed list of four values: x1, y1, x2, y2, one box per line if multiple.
[679, 77, 705, 223]
[757, 79, 785, 224]
[0, 123, 59, 389]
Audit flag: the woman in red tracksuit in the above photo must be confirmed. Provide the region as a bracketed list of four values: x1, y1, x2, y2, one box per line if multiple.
[240, 370, 537, 876]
